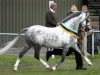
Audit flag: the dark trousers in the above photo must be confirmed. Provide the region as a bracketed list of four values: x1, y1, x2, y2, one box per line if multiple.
[51, 48, 83, 68]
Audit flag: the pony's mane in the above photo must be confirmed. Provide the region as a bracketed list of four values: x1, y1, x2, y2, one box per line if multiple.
[60, 12, 81, 23]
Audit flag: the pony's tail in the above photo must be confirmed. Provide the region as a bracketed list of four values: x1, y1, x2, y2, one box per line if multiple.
[0, 28, 28, 55]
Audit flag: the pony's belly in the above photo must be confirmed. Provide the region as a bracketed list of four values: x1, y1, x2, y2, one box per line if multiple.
[34, 35, 63, 48]
[44, 40, 63, 48]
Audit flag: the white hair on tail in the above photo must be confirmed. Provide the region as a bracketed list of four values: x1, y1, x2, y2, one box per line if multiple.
[0, 28, 28, 55]
[0, 35, 20, 55]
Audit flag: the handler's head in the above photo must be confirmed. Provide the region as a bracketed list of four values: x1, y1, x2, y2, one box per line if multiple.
[70, 4, 78, 13]
[50, 3, 57, 11]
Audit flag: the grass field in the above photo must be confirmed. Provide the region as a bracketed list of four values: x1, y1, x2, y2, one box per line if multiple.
[0, 53, 100, 75]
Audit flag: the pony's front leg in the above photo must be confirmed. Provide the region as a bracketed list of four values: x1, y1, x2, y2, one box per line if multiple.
[13, 46, 31, 71]
[40, 58, 50, 69]
[52, 48, 69, 71]
[72, 44, 92, 66]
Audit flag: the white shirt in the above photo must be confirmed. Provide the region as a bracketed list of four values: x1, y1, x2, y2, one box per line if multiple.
[50, 8, 55, 13]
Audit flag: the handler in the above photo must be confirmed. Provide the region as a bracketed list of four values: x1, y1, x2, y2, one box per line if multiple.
[45, 2, 59, 59]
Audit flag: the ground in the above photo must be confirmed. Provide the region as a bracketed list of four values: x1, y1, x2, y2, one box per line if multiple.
[0, 48, 100, 75]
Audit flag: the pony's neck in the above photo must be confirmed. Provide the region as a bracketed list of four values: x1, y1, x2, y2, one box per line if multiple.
[60, 12, 82, 34]
[60, 19, 80, 34]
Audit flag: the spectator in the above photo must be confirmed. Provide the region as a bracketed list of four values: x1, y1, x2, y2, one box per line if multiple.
[81, 5, 98, 55]
[80, 5, 92, 56]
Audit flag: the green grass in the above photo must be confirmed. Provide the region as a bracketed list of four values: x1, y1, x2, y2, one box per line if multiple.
[0, 53, 100, 75]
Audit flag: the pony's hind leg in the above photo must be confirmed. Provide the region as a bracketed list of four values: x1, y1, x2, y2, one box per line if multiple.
[52, 48, 69, 71]
[13, 45, 31, 71]
[33, 46, 50, 69]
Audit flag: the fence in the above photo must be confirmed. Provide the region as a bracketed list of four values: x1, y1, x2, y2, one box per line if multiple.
[91, 30, 100, 56]
[0, 33, 26, 47]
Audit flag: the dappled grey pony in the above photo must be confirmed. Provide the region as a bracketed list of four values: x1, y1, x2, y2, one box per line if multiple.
[0, 12, 92, 71]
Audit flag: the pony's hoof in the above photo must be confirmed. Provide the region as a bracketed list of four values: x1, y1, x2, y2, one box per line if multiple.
[13, 67, 17, 71]
[88, 62, 93, 66]
[52, 66, 56, 71]
[84, 56, 93, 66]
[46, 66, 50, 69]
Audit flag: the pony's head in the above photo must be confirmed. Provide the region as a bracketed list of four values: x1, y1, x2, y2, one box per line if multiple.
[60, 12, 87, 34]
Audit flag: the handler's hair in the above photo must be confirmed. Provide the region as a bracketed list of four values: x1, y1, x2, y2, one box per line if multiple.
[50, 3, 57, 9]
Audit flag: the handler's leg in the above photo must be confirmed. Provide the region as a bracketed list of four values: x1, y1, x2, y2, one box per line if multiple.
[46, 48, 55, 61]
[72, 49, 87, 70]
